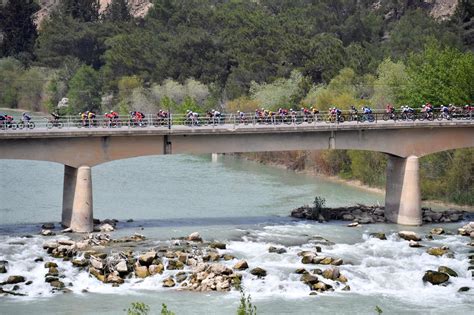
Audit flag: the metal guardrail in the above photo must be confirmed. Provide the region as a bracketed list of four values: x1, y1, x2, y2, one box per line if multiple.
[0, 110, 472, 132]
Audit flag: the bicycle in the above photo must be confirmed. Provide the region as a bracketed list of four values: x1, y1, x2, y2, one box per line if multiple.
[17, 120, 35, 130]
[46, 119, 63, 129]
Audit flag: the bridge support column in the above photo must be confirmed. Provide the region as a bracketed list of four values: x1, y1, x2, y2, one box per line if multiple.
[61, 165, 93, 232]
[385, 155, 422, 225]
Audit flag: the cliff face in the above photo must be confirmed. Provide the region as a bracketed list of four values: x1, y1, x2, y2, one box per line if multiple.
[34, 0, 153, 26]
[7, 0, 457, 26]
[428, 0, 459, 20]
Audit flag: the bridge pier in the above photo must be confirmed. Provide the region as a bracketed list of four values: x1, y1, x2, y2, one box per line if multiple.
[385, 155, 422, 225]
[61, 165, 94, 232]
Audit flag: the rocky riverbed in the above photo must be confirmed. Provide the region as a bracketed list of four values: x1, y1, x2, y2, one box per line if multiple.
[290, 204, 469, 225]
[0, 219, 473, 298]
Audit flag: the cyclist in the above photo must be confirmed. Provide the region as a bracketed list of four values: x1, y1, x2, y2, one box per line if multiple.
[237, 111, 246, 123]
[21, 112, 31, 122]
[51, 112, 60, 122]
[87, 111, 96, 127]
[301, 107, 312, 122]
[440, 104, 450, 119]
[104, 111, 115, 127]
[211, 109, 221, 124]
[361, 106, 373, 121]
[78, 112, 86, 126]
[110, 110, 119, 119]
[421, 103, 433, 119]
[278, 108, 289, 116]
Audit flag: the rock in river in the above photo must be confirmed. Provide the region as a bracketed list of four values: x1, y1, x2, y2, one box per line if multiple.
[438, 266, 458, 277]
[233, 260, 248, 270]
[250, 267, 267, 278]
[398, 231, 421, 241]
[422, 270, 449, 285]
[187, 232, 203, 242]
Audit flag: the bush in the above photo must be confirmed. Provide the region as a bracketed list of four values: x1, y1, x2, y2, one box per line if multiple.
[127, 302, 150, 315]
[161, 303, 175, 315]
[237, 288, 257, 315]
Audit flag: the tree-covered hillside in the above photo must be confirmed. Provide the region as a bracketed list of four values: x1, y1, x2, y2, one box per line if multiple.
[0, 0, 472, 204]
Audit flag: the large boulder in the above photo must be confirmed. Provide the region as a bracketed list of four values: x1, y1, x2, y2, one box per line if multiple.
[250, 267, 267, 278]
[427, 247, 447, 257]
[187, 232, 203, 242]
[175, 272, 187, 283]
[430, 228, 445, 235]
[0, 261, 7, 273]
[301, 255, 316, 264]
[320, 257, 333, 265]
[422, 270, 449, 285]
[72, 259, 89, 268]
[99, 224, 115, 232]
[89, 267, 105, 282]
[106, 273, 124, 285]
[458, 222, 474, 236]
[438, 266, 458, 277]
[90, 256, 104, 270]
[135, 266, 149, 278]
[1, 275, 25, 285]
[41, 229, 55, 236]
[268, 246, 287, 254]
[44, 262, 58, 269]
[233, 260, 248, 270]
[42, 223, 55, 230]
[148, 264, 164, 275]
[115, 260, 128, 274]
[209, 242, 226, 250]
[138, 251, 157, 266]
[322, 268, 340, 281]
[398, 231, 421, 241]
[300, 273, 319, 286]
[163, 277, 176, 288]
[50, 280, 65, 289]
[209, 264, 233, 275]
[167, 260, 184, 270]
[409, 240, 423, 248]
[369, 233, 387, 240]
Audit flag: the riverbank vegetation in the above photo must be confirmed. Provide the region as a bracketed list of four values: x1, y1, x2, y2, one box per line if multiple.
[0, 0, 472, 205]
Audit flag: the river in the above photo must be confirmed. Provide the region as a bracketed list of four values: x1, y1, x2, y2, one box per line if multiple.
[0, 155, 472, 314]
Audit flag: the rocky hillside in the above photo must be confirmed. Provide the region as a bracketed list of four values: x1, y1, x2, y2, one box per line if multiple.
[0, 0, 460, 26]
[34, 0, 152, 25]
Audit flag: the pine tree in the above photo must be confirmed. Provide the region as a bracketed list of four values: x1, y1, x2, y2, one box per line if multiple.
[0, 0, 40, 60]
[104, 0, 131, 22]
[59, 0, 100, 22]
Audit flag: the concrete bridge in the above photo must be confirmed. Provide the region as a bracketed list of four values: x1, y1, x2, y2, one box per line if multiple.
[1, 120, 473, 232]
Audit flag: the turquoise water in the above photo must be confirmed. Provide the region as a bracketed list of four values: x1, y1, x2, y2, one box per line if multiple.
[0, 155, 472, 314]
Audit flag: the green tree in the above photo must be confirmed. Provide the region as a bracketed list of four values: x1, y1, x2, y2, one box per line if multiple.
[371, 58, 409, 108]
[0, 57, 24, 108]
[16, 67, 50, 112]
[386, 9, 461, 58]
[0, 0, 40, 63]
[67, 65, 102, 113]
[444, 149, 474, 205]
[347, 151, 387, 187]
[59, 0, 100, 22]
[103, 0, 132, 22]
[402, 43, 474, 106]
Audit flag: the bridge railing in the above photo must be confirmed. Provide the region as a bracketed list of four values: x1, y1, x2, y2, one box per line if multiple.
[0, 109, 472, 132]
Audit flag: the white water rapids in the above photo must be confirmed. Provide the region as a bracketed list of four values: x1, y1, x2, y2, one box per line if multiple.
[0, 155, 472, 314]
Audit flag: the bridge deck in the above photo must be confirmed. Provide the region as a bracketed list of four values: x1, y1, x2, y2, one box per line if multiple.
[1, 120, 473, 139]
